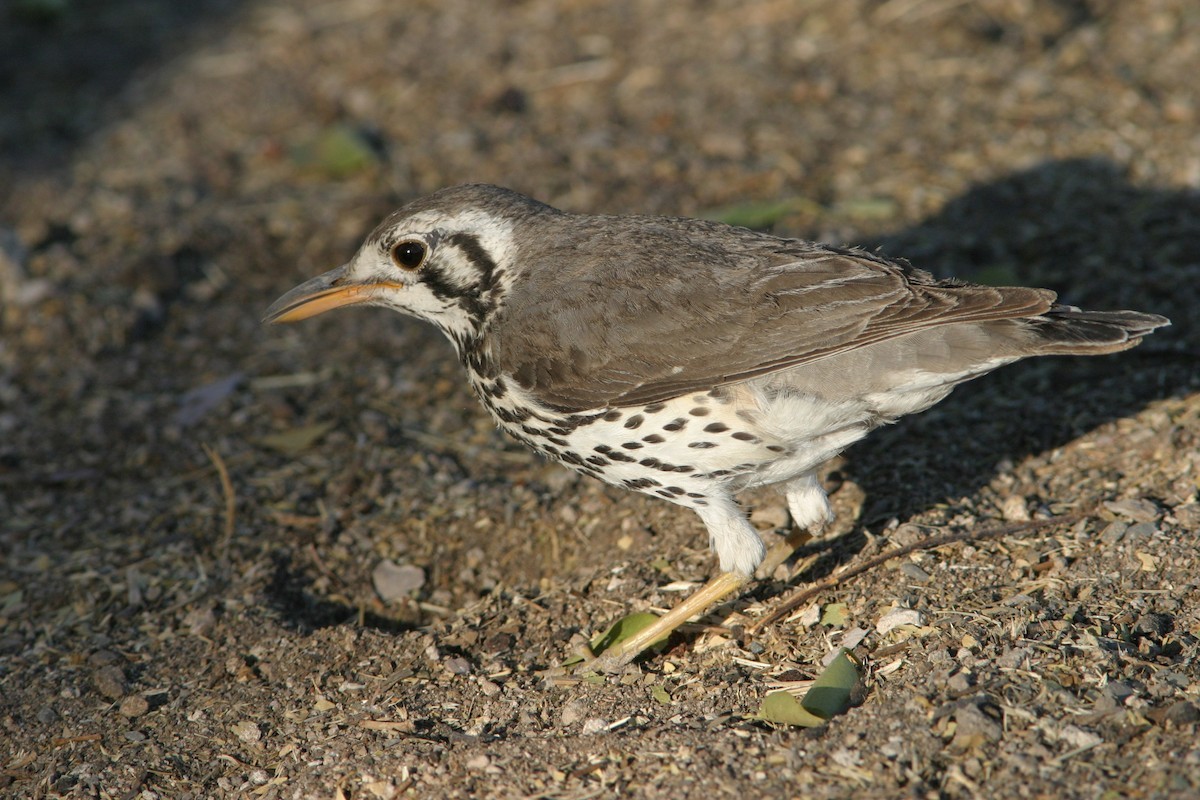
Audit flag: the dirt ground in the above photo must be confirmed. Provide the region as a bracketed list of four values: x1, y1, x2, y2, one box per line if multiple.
[2, 0, 1199, 797]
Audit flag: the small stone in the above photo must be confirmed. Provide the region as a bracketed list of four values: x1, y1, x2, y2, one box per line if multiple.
[87, 649, 121, 668]
[876, 608, 924, 635]
[232, 720, 262, 744]
[997, 647, 1029, 669]
[1125, 522, 1159, 541]
[183, 604, 216, 637]
[899, 562, 931, 582]
[1147, 701, 1200, 726]
[950, 703, 1002, 750]
[1171, 504, 1200, 528]
[119, 695, 150, 718]
[1099, 521, 1128, 545]
[372, 560, 426, 602]
[580, 718, 609, 735]
[465, 754, 491, 771]
[36, 706, 58, 725]
[93, 665, 128, 700]
[444, 656, 472, 675]
[1000, 494, 1030, 521]
[560, 699, 588, 727]
[1104, 498, 1160, 523]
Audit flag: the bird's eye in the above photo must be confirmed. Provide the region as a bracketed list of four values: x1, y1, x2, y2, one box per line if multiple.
[391, 240, 427, 270]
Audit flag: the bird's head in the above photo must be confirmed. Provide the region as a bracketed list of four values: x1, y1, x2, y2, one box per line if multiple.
[264, 184, 556, 353]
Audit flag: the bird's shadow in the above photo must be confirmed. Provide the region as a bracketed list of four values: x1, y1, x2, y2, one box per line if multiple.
[770, 157, 1196, 583]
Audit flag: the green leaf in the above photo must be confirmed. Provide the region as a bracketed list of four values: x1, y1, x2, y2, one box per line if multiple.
[589, 611, 669, 656]
[759, 691, 830, 727]
[651, 684, 672, 704]
[820, 602, 849, 628]
[757, 650, 860, 727]
[800, 650, 860, 719]
[258, 421, 335, 455]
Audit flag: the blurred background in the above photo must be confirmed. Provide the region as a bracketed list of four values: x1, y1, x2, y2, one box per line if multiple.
[1, 1, 1197, 797]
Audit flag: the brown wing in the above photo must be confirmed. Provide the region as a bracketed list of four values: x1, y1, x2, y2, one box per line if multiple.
[488, 214, 1055, 413]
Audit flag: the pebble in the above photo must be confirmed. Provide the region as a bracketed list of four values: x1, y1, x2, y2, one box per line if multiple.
[372, 560, 426, 602]
[1000, 494, 1030, 521]
[1124, 522, 1159, 542]
[899, 562, 931, 582]
[876, 608, 924, 635]
[232, 720, 262, 744]
[93, 665, 128, 700]
[119, 695, 150, 718]
[951, 703, 1002, 749]
[1103, 498, 1160, 523]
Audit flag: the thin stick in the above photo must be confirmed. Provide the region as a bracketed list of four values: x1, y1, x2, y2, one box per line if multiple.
[748, 512, 1085, 633]
[202, 443, 237, 553]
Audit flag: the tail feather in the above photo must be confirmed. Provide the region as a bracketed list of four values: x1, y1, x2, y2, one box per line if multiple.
[1028, 305, 1170, 355]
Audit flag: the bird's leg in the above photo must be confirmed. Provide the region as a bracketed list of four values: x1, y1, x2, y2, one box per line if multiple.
[755, 472, 832, 578]
[587, 497, 762, 673]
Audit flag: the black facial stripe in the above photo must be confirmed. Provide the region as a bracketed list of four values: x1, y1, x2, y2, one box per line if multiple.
[445, 232, 500, 293]
[421, 232, 502, 323]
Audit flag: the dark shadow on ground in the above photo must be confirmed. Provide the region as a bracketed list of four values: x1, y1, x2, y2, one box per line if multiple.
[0, 0, 247, 181]
[266, 551, 419, 635]
[767, 158, 1196, 583]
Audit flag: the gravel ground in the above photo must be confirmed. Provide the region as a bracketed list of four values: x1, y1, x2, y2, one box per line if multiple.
[2, 1, 1198, 798]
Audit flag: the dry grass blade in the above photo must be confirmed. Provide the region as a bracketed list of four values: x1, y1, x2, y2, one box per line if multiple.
[201, 443, 237, 553]
[749, 512, 1086, 633]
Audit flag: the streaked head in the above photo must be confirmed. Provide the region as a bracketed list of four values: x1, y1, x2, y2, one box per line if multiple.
[263, 184, 556, 350]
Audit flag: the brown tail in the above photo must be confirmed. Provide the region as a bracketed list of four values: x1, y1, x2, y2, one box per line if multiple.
[1028, 306, 1170, 355]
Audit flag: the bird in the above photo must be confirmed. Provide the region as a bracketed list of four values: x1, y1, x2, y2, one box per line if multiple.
[264, 184, 1169, 671]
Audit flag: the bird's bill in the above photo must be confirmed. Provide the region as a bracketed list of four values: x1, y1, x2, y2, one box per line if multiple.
[263, 265, 380, 324]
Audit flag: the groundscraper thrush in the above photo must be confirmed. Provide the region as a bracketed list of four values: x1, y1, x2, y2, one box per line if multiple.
[265, 184, 1169, 670]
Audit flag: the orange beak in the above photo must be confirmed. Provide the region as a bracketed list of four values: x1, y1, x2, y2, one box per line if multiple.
[263, 265, 386, 324]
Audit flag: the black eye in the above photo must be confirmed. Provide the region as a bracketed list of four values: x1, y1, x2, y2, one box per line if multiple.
[391, 240, 427, 270]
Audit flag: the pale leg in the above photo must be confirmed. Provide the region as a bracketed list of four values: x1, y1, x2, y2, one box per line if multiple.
[587, 496, 761, 672]
[755, 472, 832, 578]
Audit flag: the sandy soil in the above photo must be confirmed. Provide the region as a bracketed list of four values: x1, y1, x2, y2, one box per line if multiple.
[2, 1, 1198, 797]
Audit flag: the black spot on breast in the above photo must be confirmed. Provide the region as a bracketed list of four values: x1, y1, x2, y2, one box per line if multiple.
[495, 406, 531, 423]
[623, 415, 644, 429]
[624, 477, 661, 489]
[608, 451, 637, 463]
[730, 431, 758, 442]
[663, 418, 688, 431]
[620, 442, 644, 450]
[686, 492, 706, 499]
[586, 455, 609, 467]
[547, 436, 569, 447]
[642, 434, 665, 444]
[662, 486, 685, 496]
[603, 410, 622, 422]
[704, 422, 730, 433]
[560, 451, 585, 466]
[766, 444, 787, 453]
[639, 457, 662, 468]
[688, 407, 711, 417]
[688, 441, 717, 449]
[642, 402, 666, 413]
